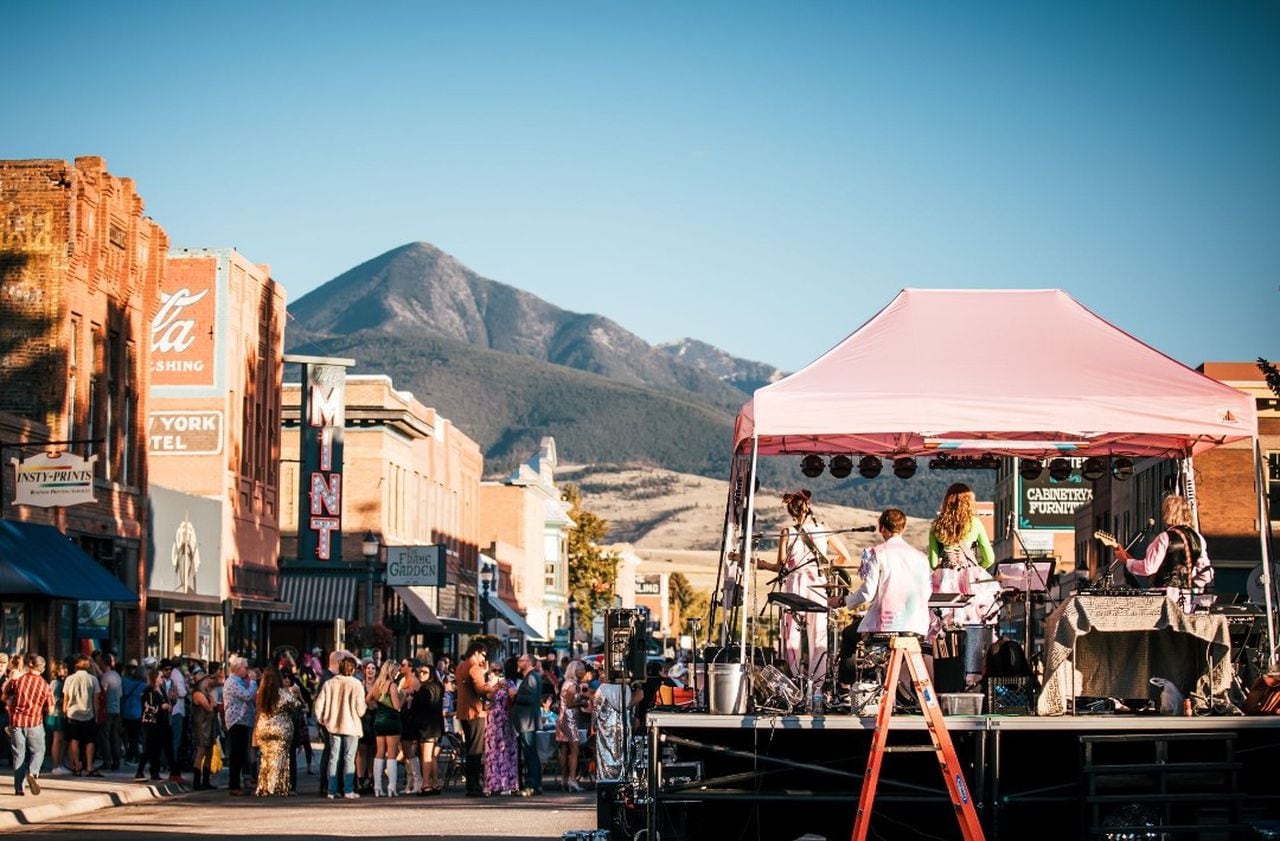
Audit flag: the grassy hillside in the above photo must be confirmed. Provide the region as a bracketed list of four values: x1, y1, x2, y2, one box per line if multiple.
[287, 330, 739, 476]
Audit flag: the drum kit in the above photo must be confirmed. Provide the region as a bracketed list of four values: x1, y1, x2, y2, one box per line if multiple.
[749, 560, 1042, 714]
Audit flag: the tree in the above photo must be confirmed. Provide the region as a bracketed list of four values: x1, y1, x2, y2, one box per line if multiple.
[563, 483, 622, 634]
[669, 572, 696, 617]
[1259, 358, 1280, 398]
[681, 587, 711, 638]
[668, 572, 714, 637]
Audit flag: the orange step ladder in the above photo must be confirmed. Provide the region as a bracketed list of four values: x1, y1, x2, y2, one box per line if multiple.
[851, 634, 986, 841]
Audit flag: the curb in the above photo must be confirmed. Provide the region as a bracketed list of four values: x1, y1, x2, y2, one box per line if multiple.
[0, 780, 187, 830]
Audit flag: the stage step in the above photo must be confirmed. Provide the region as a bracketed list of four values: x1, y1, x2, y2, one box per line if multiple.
[1080, 732, 1244, 839]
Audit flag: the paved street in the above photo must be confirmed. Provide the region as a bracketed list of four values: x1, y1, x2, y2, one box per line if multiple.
[2, 788, 597, 841]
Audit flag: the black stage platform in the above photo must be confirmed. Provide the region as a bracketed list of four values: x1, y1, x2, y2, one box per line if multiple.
[641, 712, 1280, 841]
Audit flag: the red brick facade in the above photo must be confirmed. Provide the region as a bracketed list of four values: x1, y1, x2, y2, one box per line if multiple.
[0, 156, 166, 660]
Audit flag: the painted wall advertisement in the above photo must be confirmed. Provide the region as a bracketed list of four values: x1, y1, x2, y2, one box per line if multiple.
[10, 451, 97, 507]
[1018, 458, 1094, 529]
[150, 257, 219, 389]
[147, 410, 224, 455]
[147, 485, 223, 598]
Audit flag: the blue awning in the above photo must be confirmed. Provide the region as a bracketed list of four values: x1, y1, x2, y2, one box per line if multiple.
[0, 520, 138, 602]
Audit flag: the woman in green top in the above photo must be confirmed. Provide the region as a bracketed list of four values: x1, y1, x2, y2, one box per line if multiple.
[928, 483, 999, 627]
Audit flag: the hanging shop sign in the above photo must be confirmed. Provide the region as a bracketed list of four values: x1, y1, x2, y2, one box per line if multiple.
[385, 545, 447, 587]
[10, 450, 98, 507]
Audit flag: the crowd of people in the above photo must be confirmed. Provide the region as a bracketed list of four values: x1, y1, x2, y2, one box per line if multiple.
[1, 642, 618, 801]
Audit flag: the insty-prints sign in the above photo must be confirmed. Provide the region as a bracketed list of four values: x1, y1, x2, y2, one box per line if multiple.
[10, 450, 97, 507]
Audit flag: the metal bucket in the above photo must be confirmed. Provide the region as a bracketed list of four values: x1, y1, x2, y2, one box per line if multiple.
[706, 662, 748, 714]
[963, 624, 994, 674]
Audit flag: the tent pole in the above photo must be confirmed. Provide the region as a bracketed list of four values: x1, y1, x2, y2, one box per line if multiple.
[740, 436, 760, 671]
[711, 452, 739, 646]
[1254, 439, 1277, 666]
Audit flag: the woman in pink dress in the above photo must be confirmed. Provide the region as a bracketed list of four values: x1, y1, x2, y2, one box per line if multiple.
[758, 490, 850, 690]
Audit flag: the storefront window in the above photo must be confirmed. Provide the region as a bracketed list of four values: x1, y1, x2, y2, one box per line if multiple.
[1, 603, 26, 654]
[57, 603, 74, 661]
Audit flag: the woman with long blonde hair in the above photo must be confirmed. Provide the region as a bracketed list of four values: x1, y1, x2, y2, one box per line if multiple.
[929, 483, 998, 627]
[366, 660, 403, 796]
[554, 659, 587, 792]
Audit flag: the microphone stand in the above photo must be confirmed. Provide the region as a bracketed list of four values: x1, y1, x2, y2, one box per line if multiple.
[688, 616, 704, 711]
[1007, 516, 1043, 658]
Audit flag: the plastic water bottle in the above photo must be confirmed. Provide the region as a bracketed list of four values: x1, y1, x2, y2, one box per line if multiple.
[810, 687, 824, 715]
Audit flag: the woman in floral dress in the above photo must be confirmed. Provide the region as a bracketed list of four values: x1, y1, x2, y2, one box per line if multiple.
[253, 666, 302, 797]
[483, 656, 520, 795]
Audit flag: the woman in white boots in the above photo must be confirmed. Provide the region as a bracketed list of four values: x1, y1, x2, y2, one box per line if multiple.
[366, 661, 403, 796]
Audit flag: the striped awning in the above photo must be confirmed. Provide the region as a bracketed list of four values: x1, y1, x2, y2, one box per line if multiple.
[272, 574, 358, 623]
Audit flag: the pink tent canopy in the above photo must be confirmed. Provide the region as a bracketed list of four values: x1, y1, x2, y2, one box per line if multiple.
[733, 289, 1257, 459]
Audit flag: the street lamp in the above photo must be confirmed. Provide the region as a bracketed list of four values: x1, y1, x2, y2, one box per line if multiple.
[360, 530, 380, 631]
[567, 594, 578, 655]
[479, 562, 495, 634]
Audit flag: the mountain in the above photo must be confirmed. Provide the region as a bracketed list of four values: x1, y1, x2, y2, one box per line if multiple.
[286, 241, 993, 514]
[288, 242, 749, 411]
[656, 338, 785, 394]
[285, 329, 739, 477]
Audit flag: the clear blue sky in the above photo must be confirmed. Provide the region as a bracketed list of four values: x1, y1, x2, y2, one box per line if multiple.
[3, 2, 1276, 372]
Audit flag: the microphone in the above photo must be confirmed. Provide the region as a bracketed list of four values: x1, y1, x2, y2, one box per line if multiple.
[847, 525, 878, 533]
[1131, 518, 1155, 541]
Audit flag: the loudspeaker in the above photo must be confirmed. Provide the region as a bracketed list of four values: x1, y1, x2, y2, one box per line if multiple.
[604, 608, 647, 683]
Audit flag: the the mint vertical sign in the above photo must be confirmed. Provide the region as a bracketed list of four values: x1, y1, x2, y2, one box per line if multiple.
[298, 359, 351, 561]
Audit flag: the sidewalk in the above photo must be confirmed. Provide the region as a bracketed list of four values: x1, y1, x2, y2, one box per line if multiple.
[0, 765, 192, 831]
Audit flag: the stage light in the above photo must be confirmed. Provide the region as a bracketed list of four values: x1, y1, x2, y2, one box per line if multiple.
[829, 455, 853, 479]
[892, 457, 917, 479]
[1081, 457, 1106, 481]
[857, 455, 882, 479]
[979, 453, 1000, 470]
[1047, 457, 1072, 482]
[1018, 459, 1043, 481]
[928, 456, 946, 470]
[1112, 457, 1134, 481]
[800, 455, 825, 478]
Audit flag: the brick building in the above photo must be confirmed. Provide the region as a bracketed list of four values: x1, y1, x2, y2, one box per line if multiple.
[0, 157, 166, 661]
[145, 247, 287, 664]
[276, 374, 484, 660]
[1072, 362, 1279, 601]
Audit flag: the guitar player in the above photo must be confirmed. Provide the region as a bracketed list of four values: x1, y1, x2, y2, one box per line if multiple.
[1098, 494, 1214, 612]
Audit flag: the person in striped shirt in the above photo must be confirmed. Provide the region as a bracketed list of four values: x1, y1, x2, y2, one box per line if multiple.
[3, 655, 53, 796]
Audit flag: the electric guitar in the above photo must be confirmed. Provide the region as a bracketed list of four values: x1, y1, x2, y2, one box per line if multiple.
[1094, 530, 1133, 561]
